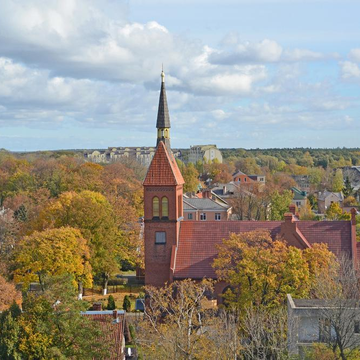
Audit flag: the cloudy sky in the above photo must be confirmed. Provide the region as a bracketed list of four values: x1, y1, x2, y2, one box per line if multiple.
[0, 0, 359, 151]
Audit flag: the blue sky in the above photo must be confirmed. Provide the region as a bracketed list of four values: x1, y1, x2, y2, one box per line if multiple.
[0, 0, 359, 151]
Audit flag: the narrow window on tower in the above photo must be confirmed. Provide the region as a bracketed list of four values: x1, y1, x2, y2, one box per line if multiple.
[153, 197, 159, 218]
[178, 195, 183, 218]
[155, 232, 166, 244]
[162, 197, 169, 218]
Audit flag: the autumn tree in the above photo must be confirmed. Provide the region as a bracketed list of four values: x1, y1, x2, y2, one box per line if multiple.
[136, 279, 217, 359]
[213, 230, 335, 309]
[326, 202, 351, 221]
[31, 191, 125, 294]
[13, 227, 92, 295]
[0, 276, 20, 312]
[178, 161, 199, 193]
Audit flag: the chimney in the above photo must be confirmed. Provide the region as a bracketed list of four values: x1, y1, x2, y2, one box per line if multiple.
[351, 208, 357, 226]
[113, 310, 118, 319]
[223, 185, 227, 195]
[289, 204, 296, 215]
[202, 189, 211, 199]
[284, 212, 294, 222]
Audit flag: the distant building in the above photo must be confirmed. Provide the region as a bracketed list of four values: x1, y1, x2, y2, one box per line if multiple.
[85, 147, 181, 167]
[318, 190, 344, 213]
[188, 145, 223, 164]
[292, 175, 311, 193]
[291, 187, 307, 209]
[232, 170, 265, 185]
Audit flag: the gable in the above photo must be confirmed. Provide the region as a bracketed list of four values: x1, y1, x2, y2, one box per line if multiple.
[143, 141, 184, 186]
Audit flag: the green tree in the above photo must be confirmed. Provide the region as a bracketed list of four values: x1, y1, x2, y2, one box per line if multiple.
[331, 169, 344, 192]
[268, 190, 293, 220]
[343, 176, 354, 197]
[0, 276, 111, 360]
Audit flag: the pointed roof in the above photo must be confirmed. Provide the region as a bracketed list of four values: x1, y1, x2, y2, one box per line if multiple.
[156, 71, 171, 129]
[143, 141, 184, 186]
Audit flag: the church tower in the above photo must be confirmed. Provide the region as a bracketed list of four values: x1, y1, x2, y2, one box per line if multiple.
[143, 71, 184, 286]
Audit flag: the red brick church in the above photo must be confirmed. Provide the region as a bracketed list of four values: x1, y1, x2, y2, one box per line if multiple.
[143, 71, 358, 299]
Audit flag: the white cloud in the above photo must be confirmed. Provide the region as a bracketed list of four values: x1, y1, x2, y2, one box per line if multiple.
[210, 39, 283, 64]
[349, 48, 360, 62]
[340, 61, 360, 79]
[283, 48, 325, 61]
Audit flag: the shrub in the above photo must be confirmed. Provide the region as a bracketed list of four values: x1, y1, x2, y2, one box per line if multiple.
[123, 295, 131, 312]
[107, 295, 116, 310]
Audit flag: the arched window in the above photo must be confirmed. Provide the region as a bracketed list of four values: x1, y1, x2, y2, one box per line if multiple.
[162, 197, 169, 218]
[153, 197, 159, 218]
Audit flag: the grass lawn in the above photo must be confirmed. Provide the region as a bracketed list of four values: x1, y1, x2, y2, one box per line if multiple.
[83, 287, 143, 311]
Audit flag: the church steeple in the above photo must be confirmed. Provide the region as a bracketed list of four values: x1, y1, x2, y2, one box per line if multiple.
[156, 69, 171, 148]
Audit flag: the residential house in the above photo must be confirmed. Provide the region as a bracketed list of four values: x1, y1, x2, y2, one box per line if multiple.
[292, 175, 311, 193]
[291, 187, 307, 209]
[233, 170, 265, 184]
[318, 190, 344, 213]
[183, 196, 232, 221]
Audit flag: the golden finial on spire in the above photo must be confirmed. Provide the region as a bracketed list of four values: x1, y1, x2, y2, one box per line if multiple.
[161, 64, 165, 83]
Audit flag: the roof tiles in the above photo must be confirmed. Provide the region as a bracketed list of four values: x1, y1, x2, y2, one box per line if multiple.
[174, 220, 354, 279]
[143, 141, 184, 186]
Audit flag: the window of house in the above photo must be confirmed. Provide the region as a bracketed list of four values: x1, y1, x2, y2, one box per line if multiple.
[215, 213, 221, 220]
[296, 201, 301, 207]
[355, 321, 360, 334]
[155, 232, 166, 244]
[162, 197, 169, 218]
[244, 178, 247, 182]
[153, 197, 159, 218]
[200, 213, 207, 221]
[188, 213, 193, 220]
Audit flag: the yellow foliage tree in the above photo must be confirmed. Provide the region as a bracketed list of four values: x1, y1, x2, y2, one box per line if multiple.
[14, 227, 92, 292]
[213, 230, 335, 309]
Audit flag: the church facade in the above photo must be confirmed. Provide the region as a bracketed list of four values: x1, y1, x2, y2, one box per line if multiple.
[143, 71, 358, 299]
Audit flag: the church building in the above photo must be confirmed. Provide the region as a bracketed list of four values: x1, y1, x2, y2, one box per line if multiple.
[143, 71, 358, 300]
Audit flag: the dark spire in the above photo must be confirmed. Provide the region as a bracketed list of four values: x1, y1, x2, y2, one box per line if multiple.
[156, 70, 171, 129]
[156, 70, 171, 149]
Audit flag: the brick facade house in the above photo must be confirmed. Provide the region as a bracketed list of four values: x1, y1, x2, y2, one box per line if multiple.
[144, 71, 358, 302]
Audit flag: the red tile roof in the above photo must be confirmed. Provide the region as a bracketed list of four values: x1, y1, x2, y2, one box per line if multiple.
[174, 221, 282, 279]
[143, 141, 184, 186]
[297, 221, 352, 256]
[174, 220, 354, 279]
[82, 310, 125, 360]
